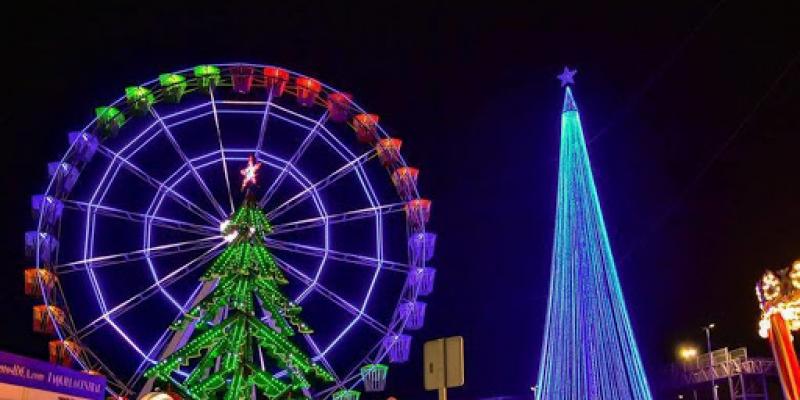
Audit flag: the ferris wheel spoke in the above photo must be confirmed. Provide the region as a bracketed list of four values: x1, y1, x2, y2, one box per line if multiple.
[258, 110, 329, 208]
[272, 255, 389, 335]
[264, 237, 407, 272]
[75, 242, 226, 339]
[97, 145, 221, 225]
[63, 200, 217, 236]
[128, 281, 205, 389]
[303, 334, 340, 383]
[209, 91, 236, 214]
[318, 338, 388, 398]
[255, 90, 275, 151]
[265, 149, 378, 220]
[150, 107, 228, 219]
[76, 345, 130, 395]
[53, 236, 223, 274]
[269, 202, 405, 235]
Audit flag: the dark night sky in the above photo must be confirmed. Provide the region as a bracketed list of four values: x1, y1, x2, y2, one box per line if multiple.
[1, 1, 800, 399]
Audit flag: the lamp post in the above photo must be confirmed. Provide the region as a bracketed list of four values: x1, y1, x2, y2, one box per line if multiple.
[678, 345, 699, 400]
[702, 323, 718, 400]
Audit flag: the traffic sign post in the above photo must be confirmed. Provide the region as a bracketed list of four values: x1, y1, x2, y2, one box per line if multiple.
[424, 336, 464, 400]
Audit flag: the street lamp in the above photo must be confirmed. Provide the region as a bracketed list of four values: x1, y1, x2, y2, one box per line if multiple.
[677, 345, 699, 400]
[702, 323, 715, 353]
[702, 323, 718, 400]
[678, 345, 698, 362]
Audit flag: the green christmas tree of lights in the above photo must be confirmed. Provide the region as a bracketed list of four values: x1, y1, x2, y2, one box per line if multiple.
[144, 155, 334, 400]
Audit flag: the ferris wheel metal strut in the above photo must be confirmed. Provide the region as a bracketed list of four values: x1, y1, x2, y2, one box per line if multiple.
[269, 202, 405, 235]
[150, 107, 229, 219]
[53, 236, 222, 274]
[264, 237, 406, 273]
[96, 145, 221, 225]
[74, 243, 225, 339]
[266, 150, 377, 220]
[272, 255, 390, 335]
[259, 110, 330, 208]
[63, 200, 216, 236]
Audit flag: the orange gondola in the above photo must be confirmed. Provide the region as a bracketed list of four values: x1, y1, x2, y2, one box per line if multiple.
[391, 167, 419, 199]
[32, 305, 65, 335]
[376, 138, 402, 167]
[406, 199, 432, 228]
[49, 339, 80, 367]
[24, 268, 56, 297]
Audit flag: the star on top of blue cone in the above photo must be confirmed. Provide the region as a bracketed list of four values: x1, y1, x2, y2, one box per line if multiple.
[557, 66, 578, 112]
[557, 66, 577, 87]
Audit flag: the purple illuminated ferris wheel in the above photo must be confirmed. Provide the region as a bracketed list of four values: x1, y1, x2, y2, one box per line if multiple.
[24, 63, 436, 398]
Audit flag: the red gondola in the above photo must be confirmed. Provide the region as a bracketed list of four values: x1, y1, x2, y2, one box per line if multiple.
[230, 65, 255, 94]
[353, 113, 380, 144]
[327, 92, 352, 122]
[295, 77, 322, 107]
[263, 67, 290, 96]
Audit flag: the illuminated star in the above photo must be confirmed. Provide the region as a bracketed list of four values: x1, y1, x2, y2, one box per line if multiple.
[557, 66, 577, 87]
[240, 155, 262, 191]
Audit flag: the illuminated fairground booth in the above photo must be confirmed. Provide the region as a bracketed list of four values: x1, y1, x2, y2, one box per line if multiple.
[0, 351, 106, 400]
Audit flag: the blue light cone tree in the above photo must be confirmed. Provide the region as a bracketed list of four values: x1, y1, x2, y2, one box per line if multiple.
[535, 85, 652, 399]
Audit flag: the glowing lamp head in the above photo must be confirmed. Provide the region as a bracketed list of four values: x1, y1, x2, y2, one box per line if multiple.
[677, 345, 698, 361]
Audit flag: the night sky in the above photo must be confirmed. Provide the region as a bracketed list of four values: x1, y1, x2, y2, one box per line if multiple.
[1, 1, 800, 399]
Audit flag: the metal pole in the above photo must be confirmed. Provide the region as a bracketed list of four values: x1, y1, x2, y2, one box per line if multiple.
[704, 325, 719, 400]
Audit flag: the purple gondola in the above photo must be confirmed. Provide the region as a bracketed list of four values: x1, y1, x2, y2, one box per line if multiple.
[398, 301, 427, 330]
[25, 231, 59, 265]
[31, 195, 64, 227]
[409, 232, 436, 263]
[67, 131, 99, 164]
[381, 334, 411, 363]
[47, 162, 79, 197]
[408, 267, 436, 296]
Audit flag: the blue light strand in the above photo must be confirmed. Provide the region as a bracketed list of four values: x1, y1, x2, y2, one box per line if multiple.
[535, 86, 653, 399]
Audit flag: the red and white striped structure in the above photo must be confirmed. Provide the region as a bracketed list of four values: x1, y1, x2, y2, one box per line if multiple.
[756, 261, 800, 400]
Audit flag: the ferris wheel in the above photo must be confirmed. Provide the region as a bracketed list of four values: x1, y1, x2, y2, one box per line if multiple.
[23, 63, 436, 399]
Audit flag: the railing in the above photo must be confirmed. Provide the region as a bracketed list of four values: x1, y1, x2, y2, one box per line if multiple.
[674, 357, 777, 384]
